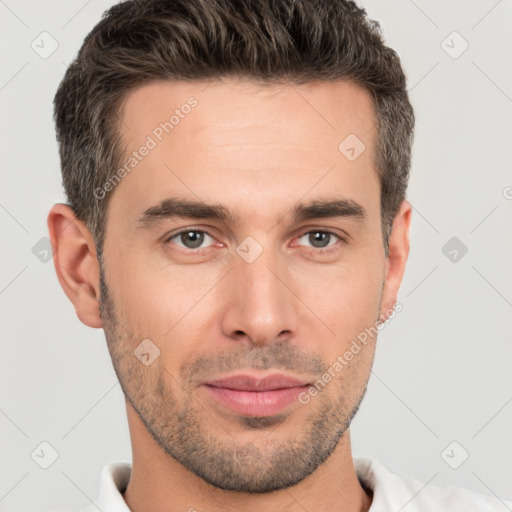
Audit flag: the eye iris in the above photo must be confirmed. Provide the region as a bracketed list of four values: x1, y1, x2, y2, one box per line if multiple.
[181, 231, 204, 249]
[310, 231, 330, 248]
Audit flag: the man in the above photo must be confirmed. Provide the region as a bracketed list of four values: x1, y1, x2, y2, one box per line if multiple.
[47, 0, 511, 510]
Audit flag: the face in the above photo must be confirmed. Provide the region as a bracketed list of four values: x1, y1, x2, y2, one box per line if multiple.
[99, 79, 390, 492]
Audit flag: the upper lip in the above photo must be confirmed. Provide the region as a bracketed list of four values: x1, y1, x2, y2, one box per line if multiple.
[202, 373, 310, 391]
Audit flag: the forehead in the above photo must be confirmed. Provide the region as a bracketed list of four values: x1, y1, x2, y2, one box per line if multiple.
[120, 78, 376, 154]
[111, 78, 379, 225]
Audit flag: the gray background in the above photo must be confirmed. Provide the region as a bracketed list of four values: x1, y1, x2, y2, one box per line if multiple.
[1, 1, 511, 510]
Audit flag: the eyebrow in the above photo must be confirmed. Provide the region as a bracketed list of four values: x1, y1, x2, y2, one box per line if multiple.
[137, 196, 367, 229]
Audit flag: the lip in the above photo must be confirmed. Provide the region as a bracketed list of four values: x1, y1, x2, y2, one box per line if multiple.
[201, 373, 310, 417]
[203, 373, 309, 391]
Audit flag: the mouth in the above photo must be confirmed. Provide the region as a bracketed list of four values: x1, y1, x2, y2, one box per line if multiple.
[201, 373, 311, 417]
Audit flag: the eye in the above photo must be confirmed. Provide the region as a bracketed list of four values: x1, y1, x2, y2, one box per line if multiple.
[166, 229, 215, 250]
[297, 230, 343, 252]
[164, 228, 345, 254]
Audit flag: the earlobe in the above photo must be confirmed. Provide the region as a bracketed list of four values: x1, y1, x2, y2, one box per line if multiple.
[379, 200, 412, 322]
[47, 204, 103, 328]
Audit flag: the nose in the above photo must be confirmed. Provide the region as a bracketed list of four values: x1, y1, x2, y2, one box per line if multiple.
[219, 247, 300, 348]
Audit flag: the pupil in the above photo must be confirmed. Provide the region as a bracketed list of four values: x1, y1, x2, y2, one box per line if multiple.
[310, 232, 329, 248]
[182, 231, 203, 249]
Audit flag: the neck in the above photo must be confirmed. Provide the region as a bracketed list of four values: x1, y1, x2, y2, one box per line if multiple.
[122, 402, 372, 512]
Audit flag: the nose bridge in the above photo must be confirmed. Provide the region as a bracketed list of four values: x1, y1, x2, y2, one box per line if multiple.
[241, 248, 283, 304]
[221, 239, 297, 345]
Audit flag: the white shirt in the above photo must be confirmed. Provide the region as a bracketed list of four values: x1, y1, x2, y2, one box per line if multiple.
[81, 458, 512, 511]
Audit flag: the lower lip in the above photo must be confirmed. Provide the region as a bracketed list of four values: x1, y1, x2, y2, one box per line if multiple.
[202, 385, 309, 417]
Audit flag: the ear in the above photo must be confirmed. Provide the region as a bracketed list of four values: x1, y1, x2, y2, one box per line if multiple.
[380, 200, 412, 322]
[47, 204, 103, 328]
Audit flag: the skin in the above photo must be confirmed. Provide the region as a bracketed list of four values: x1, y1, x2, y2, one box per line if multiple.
[48, 78, 411, 512]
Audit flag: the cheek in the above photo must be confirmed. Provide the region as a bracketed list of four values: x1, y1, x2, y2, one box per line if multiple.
[108, 264, 221, 378]
[296, 255, 384, 337]
[111, 263, 209, 335]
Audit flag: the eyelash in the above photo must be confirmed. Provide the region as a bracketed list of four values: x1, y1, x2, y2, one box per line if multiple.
[164, 228, 346, 255]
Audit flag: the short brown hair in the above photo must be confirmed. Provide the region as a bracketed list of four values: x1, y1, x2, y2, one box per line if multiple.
[54, 0, 414, 256]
